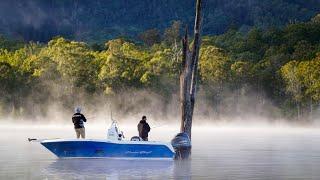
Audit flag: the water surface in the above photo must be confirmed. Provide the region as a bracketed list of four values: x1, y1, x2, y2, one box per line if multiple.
[1, 125, 320, 179]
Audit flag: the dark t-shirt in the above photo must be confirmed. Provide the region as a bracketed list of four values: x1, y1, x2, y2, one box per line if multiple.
[72, 113, 87, 129]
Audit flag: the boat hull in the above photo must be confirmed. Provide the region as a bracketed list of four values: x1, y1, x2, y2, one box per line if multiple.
[40, 139, 175, 159]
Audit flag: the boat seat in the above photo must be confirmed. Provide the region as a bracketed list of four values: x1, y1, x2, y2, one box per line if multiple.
[130, 136, 142, 141]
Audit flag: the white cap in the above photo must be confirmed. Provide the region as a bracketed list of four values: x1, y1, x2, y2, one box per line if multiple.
[75, 107, 81, 113]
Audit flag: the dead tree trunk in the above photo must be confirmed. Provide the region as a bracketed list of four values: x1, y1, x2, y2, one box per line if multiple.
[180, 0, 202, 139]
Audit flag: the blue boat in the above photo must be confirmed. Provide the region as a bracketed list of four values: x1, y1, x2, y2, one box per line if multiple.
[41, 139, 175, 159]
[38, 121, 175, 159]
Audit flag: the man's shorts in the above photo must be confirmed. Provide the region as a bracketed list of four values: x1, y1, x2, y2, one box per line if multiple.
[75, 128, 85, 139]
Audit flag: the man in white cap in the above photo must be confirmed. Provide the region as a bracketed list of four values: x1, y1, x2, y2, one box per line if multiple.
[72, 107, 87, 139]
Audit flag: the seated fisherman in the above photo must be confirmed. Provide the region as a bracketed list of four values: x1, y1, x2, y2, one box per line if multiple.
[137, 115, 151, 141]
[72, 107, 87, 139]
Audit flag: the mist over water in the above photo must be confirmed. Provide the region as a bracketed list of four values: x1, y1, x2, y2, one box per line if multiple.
[1, 124, 320, 179]
[3, 80, 319, 126]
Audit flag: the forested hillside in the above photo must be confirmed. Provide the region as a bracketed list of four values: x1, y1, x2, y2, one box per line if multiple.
[1, 15, 320, 122]
[0, 0, 319, 42]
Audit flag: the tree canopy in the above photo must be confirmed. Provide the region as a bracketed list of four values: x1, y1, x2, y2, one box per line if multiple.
[1, 16, 320, 122]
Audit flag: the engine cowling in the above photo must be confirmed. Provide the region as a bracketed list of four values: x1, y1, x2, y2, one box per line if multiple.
[171, 132, 191, 159]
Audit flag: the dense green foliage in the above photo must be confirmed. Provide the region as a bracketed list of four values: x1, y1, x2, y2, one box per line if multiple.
[203, 17, 320, 120]
[1, 16, 320, 121]
[1, 0, 320, 42]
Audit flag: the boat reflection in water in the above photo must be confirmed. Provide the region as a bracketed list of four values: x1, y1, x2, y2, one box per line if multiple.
[44, 159, 192, 179]
[44, 158, 175, 179]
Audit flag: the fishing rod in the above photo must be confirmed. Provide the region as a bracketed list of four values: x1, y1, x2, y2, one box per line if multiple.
[111, 108, 114, 122]
[151, 124, 168, 129]
[86, 116, 96, 120]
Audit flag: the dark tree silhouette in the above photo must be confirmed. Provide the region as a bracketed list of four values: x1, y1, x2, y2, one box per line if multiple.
[180, 0, 202, 139]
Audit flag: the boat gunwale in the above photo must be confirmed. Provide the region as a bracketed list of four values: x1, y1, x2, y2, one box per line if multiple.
[41, 138, 175, 153]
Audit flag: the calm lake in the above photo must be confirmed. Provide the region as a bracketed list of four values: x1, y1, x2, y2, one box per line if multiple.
[1, 124, 320, 179]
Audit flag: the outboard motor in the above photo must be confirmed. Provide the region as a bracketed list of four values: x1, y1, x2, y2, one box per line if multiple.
[171, 132, 191, 159]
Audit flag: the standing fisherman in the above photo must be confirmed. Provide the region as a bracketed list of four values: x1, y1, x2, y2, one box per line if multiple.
[72, 107, 87, 139]
[137, 115, 151, 141]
